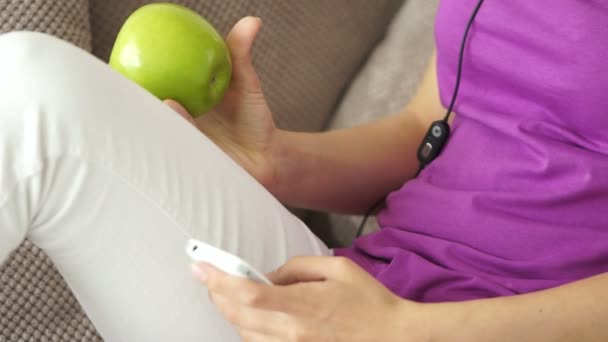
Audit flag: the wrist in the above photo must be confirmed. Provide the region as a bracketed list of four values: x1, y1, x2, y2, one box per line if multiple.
[389, 299, 436, 342]
[421, 301, 483, 342]
[266, 128, 291, 199]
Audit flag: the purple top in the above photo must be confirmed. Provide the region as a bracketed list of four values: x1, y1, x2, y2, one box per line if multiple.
[336, 0, 608, 302]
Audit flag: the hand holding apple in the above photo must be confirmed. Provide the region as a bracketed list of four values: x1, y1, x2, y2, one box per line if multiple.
[165, 17, 279, 193]
[109, 3, 231, 116]
[111, 7, 278, 190]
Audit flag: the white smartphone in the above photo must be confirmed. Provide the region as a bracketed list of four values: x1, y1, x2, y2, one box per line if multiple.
[185, 238, 272, 285]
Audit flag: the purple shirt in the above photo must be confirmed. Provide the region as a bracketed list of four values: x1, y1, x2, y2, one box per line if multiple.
[336, 0, 608, 302]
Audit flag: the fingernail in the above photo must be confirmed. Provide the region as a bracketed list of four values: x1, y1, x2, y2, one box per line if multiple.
[191, 264, 208, 282]
[256, 16, 263, 24]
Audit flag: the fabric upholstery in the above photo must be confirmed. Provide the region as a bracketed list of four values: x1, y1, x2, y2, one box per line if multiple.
[0, 0, 91, 51]
[1, 241, 101, 341]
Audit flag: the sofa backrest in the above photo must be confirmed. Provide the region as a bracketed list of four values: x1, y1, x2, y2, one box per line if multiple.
[0, 0, 91, 50]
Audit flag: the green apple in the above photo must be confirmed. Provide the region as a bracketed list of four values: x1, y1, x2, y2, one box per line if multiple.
[109, 3, 231, 116]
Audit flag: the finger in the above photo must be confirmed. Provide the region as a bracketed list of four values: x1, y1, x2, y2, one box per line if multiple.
[194, 263, 305, 312]
[225, 16, 263, 91]
[194, 263, 278, 305]
[212, 293, 288, 336]
[267, 256, 359, 285]
[164, 99, 195, 125]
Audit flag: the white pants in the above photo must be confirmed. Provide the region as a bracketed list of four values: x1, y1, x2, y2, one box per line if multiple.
[0, 32, 330, 341]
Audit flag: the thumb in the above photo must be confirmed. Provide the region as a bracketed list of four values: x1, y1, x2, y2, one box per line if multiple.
[267, 256, 356, 285]
[225, 16, 263, 92]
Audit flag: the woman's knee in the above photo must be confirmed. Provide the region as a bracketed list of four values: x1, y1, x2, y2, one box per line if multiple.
[0, 31, 108, 108]
[0, 31, 131, 134]
[0, 31, 85, 77]
[0, 31, 133, 165]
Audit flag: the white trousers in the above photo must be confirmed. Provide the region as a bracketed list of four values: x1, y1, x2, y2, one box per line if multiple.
[0, 32, 329, 342]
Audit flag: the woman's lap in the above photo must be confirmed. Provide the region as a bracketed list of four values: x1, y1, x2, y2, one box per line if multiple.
[0, 31, 329, 341]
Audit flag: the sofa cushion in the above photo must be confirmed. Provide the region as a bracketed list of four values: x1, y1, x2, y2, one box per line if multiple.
[89, 0, 404, 132]
[0, 0, 91, 50]
[308, 0, 439, 247]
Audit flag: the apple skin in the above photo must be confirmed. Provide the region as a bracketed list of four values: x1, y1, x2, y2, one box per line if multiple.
[109, 3, 232, 117]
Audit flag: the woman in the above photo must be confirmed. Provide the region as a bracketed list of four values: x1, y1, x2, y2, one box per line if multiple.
[1, 0, 607, 340]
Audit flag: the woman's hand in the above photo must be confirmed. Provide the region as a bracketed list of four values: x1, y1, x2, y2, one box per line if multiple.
[191, 256, 430, 341]
[165, 16, 278, 191]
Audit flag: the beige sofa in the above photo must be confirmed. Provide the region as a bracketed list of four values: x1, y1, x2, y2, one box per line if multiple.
[0, 0, 437, 340]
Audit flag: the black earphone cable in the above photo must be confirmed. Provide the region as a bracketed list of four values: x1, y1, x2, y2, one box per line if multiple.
[354, 197, 383, 238]
[443, 0, 485, 123]
[355, 0, 485, 239]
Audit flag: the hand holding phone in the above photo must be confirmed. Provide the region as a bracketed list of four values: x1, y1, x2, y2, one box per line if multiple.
[186, 238, 272, 285]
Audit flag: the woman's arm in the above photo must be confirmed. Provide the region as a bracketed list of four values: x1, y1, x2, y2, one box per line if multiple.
[424, 272, 608, 342]
[271, 51, 446, 214]
[194, 256, 608, 341]
[169, 17, 444, 214]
